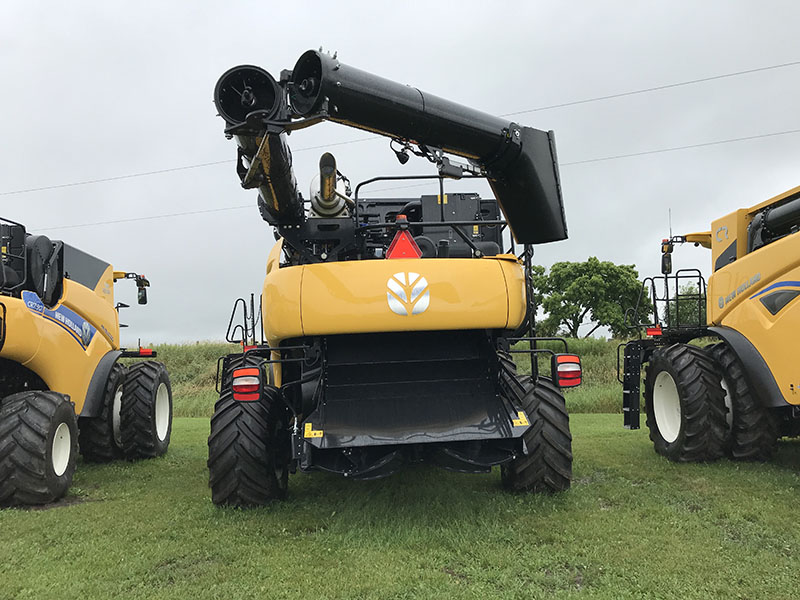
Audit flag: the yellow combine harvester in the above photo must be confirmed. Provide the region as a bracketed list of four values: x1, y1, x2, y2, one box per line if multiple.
[621, 186, 800, 461]
[208, 50, 583, 506]
[0, 220, 172, 506]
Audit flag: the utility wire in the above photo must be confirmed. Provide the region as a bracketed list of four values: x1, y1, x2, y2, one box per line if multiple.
[2, 58, 798, 198]
[363, 127, 800, 192]
[37, 205, 252, 231]
[36, 127, 800, 231]
[560, 128, 800, 166]
[501, 59, 800, 116]
[0, 137, 377, 197]
[0, 160, 232, 197]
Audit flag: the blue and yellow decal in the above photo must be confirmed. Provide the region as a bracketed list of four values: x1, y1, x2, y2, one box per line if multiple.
[750, 281, 800, 316]
[750, 281, 800, 300]
[22, 291, 97, 349]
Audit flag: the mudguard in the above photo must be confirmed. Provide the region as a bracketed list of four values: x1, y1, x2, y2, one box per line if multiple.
[708, 326, 786, 408]
[80, 350, 122, 417]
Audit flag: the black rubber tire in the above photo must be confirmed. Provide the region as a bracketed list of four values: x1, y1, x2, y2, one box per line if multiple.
[0, 391, 78, 507]
[497, 349, 518, 387]
[208, 357, 291, 507]
[500, 374, 572, 493]
[644, 343, 727, 462]
[120, 361, 172, 460]
[706, 342, 779, 461]
[78, 362, 127, 463]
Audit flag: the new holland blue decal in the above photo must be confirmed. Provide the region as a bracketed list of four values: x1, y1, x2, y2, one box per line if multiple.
[22, 291, 97, 349]
[749, 280, 800, 300]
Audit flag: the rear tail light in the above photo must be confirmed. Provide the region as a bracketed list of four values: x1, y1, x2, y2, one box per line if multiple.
[232, 367, 261, 401]
[646, 325, 663, 337]
[553, 353, 582, 388]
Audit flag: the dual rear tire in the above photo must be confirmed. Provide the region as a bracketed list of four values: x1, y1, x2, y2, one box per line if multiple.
[645, 342, 778, 462]
[705, 342, 778, 461]
[79, 361, 172, 462]
[119, 362, 173, 459]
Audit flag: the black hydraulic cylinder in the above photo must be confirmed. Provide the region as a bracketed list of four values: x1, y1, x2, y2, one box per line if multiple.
[249, 133, 304, 224]
[765, 195, 800, 234]
[289, 50, 567, 244]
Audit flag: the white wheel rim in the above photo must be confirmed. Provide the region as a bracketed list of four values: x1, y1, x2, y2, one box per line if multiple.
[154, 383, 170, 441]
[112, 386, 123, 447]
[52, 422, 71, 477]
[653, 371, 682, 443]
[720, 378, 734, 430]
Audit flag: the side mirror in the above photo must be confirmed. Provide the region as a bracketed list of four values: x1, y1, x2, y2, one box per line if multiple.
[137, 286, 148, 305]
[661, 253, 672, 275]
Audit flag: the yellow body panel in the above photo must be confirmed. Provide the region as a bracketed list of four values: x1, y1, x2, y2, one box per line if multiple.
[710, 209, 750, 267]
[262, 256, 526, 347]
[707, 231, 800, 405]
[0, 264, 123, 414]
[684, 232, 711, 249]
[62, 266, 119, 346]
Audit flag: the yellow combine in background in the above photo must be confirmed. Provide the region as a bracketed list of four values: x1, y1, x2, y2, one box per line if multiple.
[0, 218, 172, 506]
[621, 186, 800, 462]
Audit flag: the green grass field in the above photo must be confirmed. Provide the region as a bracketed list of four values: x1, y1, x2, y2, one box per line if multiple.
[4, 340, 799, 599]
[3, 416, 800, 599]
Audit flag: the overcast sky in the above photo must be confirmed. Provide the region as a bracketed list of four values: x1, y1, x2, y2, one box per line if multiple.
[2, 1, 799, 344]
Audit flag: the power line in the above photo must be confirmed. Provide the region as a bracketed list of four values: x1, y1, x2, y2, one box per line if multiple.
[0, 160, 232, 197]
[501, 59, 800, 116]
[363, 128, 800, 191]
[37, 205, 251, 231]
[560, 128, 800, 166]
[3, 58, 798, 198]
[0, 136, 378, 197]
[37, 126, 800, 231]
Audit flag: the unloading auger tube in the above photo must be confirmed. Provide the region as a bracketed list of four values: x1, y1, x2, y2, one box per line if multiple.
[213, 49, 567, 244]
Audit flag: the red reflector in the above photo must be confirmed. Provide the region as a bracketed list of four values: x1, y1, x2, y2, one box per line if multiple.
[243, 344, 257, 352]
[386, 230, 422, 259]
[138, 348, 154, 356]
[233, 368, 260, 378]
[233, 392, 260, 401]
[646, 325, 663, 337]
[555, 354, 580, 364]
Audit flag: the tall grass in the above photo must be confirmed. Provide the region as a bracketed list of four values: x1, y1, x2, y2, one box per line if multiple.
[123, 342, 237, 418]
[513, 337, 625, 414]
[149, 339, 628, 418]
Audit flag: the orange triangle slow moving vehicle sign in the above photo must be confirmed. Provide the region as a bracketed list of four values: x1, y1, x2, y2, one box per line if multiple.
[386, 229, 422, 259]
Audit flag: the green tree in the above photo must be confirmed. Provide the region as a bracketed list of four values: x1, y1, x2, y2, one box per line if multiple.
[665, 283, 706, 328]
[534, 257, 645, 338]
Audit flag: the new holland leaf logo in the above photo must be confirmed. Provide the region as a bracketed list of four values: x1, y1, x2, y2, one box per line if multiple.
[387, 272, 430, 316]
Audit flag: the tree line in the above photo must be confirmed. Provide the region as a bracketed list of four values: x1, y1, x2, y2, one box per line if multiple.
[529, 257, 704, 338]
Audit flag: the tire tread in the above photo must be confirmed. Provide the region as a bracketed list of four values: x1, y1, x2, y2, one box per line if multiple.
[0, 391, 77, 506]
